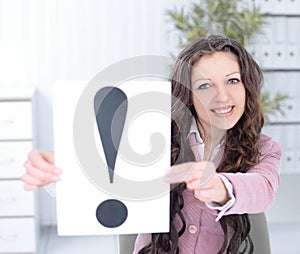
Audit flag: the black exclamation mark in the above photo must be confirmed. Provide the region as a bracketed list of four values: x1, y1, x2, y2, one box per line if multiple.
[94, 86, 128, 228]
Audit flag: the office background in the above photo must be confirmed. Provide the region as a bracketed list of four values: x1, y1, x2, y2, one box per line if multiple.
[0, 0, 299, 253]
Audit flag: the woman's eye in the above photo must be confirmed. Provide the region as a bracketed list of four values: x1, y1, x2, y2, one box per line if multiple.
[227, 78, 240, 85]
[197, 83, 211, 90]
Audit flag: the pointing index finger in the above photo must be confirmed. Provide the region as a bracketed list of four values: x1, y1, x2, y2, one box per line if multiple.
[165, 162, 196, 183]
[198, 162, 215, 186]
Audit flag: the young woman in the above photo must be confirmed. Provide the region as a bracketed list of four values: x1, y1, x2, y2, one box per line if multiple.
[22, 35, 281, 254]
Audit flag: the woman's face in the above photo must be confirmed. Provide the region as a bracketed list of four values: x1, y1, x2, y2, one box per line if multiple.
[191, 51, 246, 135]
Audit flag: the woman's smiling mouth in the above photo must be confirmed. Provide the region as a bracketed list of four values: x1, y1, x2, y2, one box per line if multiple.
[211, 106, 234, 116]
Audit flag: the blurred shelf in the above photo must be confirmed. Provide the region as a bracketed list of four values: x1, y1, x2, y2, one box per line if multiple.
[263, 68, 300, 72]
[266, 121, 300, 126]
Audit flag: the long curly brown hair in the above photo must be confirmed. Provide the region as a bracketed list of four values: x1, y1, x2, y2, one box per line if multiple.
[139, 35, 264, 254]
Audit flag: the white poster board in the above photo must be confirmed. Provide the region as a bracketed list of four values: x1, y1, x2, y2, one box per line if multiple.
[53, 80, 170, 235]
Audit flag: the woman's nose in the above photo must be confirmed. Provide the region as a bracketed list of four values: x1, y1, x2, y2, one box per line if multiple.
[214, 85, 229, 102]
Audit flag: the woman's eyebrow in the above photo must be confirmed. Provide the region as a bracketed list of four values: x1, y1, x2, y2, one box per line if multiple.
[226, 71, 240, 77]
[192, 78, 211, 84]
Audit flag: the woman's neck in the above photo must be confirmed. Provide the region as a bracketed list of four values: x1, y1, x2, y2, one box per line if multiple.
[197, 121, 226, 161]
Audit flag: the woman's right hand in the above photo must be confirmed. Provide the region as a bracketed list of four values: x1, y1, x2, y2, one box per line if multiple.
[21, 150, 61, 191]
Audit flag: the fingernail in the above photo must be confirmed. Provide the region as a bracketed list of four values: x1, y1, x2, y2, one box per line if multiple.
[53, 168, 61, 174]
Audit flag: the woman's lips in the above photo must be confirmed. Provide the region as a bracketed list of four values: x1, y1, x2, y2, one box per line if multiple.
[211, 106, 234, 116]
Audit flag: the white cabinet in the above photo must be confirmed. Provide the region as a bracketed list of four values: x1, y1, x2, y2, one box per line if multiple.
[0, 142, 32, 178]
[0, 181, 35, 216]
[0, 218, 36, 253]
[0, 101, 32, 140]
[0, 88, 37, 253]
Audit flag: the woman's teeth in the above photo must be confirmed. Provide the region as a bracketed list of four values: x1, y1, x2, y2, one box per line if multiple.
[212, 106, 233, 114]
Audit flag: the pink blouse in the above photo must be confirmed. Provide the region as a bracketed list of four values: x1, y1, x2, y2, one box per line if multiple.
[133, 134, 281, 253]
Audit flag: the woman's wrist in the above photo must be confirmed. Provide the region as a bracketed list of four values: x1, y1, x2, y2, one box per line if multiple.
[213, 174, 230, 205]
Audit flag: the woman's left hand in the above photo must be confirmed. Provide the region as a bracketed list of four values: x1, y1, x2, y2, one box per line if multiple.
[165, 161, 229, 205]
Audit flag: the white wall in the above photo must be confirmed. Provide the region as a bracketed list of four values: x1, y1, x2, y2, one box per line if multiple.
[0, 0, 184, 148]
[0, 0, 186, 225]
